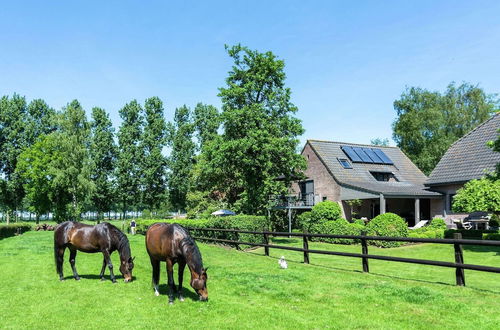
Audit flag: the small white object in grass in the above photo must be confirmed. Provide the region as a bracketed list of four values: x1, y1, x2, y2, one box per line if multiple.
[278, 256, 288, 269]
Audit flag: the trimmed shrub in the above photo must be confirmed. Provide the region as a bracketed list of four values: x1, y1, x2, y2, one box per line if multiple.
[353, 219, 366, 226]
[444, 229, 499, 240]
[311, 201, 342, 222]
[0, 223, 32, 239]
[310, 218, 363, 245]
[483, 233, 500, 240]
[409, 229, 444, 239]
[429, 218, 446, 229]
[489, 214, 500, 228]
[366, 213, 408, 248]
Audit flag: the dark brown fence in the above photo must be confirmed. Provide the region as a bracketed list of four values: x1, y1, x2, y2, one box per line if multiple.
[187, 227, 500, 287]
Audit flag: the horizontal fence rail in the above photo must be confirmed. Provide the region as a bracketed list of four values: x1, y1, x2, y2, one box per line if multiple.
[187, 227, 500, 286]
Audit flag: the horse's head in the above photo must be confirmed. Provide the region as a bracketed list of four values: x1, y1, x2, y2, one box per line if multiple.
[190, 267, 208, 301]
[120, 256, 135, 282]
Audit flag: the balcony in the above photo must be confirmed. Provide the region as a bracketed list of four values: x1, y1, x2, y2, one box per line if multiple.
[269, 193, 320, 209]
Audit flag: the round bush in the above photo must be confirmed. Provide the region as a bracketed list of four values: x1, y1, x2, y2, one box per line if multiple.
[312, 218, 361, 244]
[366, 213, 408, 248]
[311, 201, 342, 222]
[429, 218, 446, 229]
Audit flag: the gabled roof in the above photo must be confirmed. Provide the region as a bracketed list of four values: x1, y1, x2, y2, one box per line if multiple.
[307, 140, 441, 197]
[426, 113, 500, 186]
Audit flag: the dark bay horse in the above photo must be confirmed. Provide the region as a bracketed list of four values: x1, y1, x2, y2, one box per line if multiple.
[145, 223, 208, 304]
[54, 221, 134, 283]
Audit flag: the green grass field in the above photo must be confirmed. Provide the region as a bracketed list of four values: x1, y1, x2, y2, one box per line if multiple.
[1, 231, 500, 329]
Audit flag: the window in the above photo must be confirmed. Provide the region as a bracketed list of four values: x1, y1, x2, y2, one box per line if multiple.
[370, 171, 397, 182]
[338, 158, 352, 169]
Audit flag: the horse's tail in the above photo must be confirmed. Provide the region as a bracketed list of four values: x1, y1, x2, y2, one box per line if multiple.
[53, 222, 69, 274]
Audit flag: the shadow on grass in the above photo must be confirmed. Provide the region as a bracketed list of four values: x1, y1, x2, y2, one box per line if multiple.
[157, 284, 200, 301]
[61, 274, 138, 282]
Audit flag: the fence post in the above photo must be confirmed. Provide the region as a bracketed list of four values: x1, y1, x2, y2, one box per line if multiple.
[303, 233, 310, 264]
[361, 231, 369, 273]
[263, 232, 269, 256]
[453, 233, 465, 286]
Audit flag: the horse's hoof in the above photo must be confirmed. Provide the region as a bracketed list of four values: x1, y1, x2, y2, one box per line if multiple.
[59, 278, 65, 282]
[100, 277, 106, 282]
[155, 291, 160, 297]
[75, 277, 80, 281]
[112, 280, 117, 284]
[179, 297, 185, 302]
[169, 301, 174, 305]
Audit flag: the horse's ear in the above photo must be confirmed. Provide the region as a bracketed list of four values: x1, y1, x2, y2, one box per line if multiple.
[129, 256, 135, 263]
[204, 267, 209, 273]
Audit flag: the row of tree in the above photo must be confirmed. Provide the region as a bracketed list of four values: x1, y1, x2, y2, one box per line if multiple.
[0, 44, 305, 223]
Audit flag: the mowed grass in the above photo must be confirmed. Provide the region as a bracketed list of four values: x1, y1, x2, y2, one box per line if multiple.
[1, 232, 499, 329]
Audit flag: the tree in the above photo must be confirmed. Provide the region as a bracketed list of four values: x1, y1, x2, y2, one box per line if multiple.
[167, 105, 196, 212]
[370, 138, 389, 147]
[392, 83, 498, 175]
[26, 99, 56, 145]
[116, 100, 143, 218]
[198, 44, 306, 214]
[452, 177, 500, 215]
[193, 103, 220, 151]
[0, 94, 29, 223]
[141, 97, 167, 213]
[90, 107, 117, 221]
[51, 100, 94, 220]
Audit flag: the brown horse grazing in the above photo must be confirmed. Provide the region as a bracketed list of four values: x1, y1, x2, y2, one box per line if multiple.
[146, 223, 208, 304]
[54, 221, 135, 283]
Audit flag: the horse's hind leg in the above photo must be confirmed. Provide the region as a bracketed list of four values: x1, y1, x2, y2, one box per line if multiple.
[68, 247, 80, 280]
[55, 247, 65, 281]
[177, 259, 186, 302]
[150, 257, 160, 296]
[99, 257, 107, 281]
[166, 259, 176, 304]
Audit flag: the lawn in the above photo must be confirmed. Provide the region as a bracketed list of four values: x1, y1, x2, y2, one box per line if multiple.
[1, 231, 499, 329]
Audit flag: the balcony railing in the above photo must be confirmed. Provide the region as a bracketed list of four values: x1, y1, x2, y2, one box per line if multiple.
[269, 193, 320, 208]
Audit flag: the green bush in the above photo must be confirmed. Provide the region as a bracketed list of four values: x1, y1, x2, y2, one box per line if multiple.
[444, 229, 499, 239]
[489, 214, 500, 228]
[483, 233, 500, 240]
[366, 213, 408, 248]
[353, 219, 366, 226]
[0, 223, 32, 239]
[133, 215, 268, 247]
[409, 229, 444, 239]
[311, 201, 342, 222]
[429, 218, 447, 229]
[310, 218, 362, 245]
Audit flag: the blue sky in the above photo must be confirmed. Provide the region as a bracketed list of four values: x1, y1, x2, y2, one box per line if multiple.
[1, 1, 499, 146]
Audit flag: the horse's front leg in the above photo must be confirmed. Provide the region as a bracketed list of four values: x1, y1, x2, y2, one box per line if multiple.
[166, 259, 176, 304]
[99, 257, 107, 281]
[177, 259, 186, 302]
[103, 250, 116, 283]
[68, 247, 80, 281]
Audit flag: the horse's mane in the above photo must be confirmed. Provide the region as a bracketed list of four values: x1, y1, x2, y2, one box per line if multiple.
[108, 224, 131, 259]
[177, 225, 204, 274]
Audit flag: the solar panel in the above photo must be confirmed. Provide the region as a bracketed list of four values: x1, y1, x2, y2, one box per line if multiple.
[341, 146, 362, 162]
[352, 147, 373, 163]
[373, 148, 393, 165]
[362, 148, 384, 163]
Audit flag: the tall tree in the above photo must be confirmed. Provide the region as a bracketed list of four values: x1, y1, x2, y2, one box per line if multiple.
[0, 94, 29, 223]
[52, 100, 94, 220]
[141, 97, 167, 213]
[393, 83, 498, 175]
[116, 100, 143, 218]
[26, 99, 56, 145]
[193, 103, 220, 151]
[198, 44, 305, 214]
[90, 107, 117, 221]
[370, 138, 390, 147]
[167, 105, 196, 212]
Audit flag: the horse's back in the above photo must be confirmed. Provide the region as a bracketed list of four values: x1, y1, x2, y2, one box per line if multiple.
[146, 223, 186, 260]
[54, 221, 109, 252]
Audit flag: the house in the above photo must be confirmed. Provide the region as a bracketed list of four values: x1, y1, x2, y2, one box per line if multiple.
[426, 113, 500, 221]
[281, 140, 442, 226]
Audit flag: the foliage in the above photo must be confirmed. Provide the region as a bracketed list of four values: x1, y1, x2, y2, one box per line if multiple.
[366, 213, 408, 247]
[197, 44, 306, 214]
[185, 190, 224, 219]
[409, 228, 445, 239]
[428, 218, 447, 229]
[167, 105, 196, 212]
[311, 218, 362, 244]
[452, 177, 500, 214]
[193, 103, 220, 151]
[141, 97, 167, 212]
[370, 138, 390, 147]
[0, 223, 32, 239]
[298, 201, 342, 232]
[489, 214, 500, 228]
[345, 199, 362, 218]
[116, 100, 143, 216]
[444, 229, 499, 239]
[487, 125, 500, 177]
[483, 233, 500, 240]
[392, 83, 498, 175]
[89, 107, 117, 220]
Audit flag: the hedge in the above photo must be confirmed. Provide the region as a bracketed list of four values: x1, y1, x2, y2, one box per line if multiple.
[0, 223, 32, 240]
[133, 215, 269, 247]
[366, 213, 408, 248]
[483, 233, 500, 240]
[311, 218, 363, 245]
[444, 229, 499, 240]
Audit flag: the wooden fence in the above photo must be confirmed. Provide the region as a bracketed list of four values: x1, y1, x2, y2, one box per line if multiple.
[188, 227, 500, 287]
